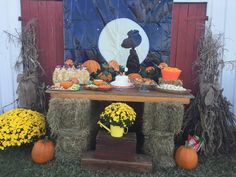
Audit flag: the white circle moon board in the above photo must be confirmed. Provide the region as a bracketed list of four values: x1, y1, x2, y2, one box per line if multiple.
[98, 18, 150, 67]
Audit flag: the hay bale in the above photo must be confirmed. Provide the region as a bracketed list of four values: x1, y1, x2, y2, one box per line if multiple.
[143, 103, 184, 134]
[55, 128, 93, 161]
[153, 155, 176, 169]
[47, 98, 98, 135]
[143, 130, 175, 168]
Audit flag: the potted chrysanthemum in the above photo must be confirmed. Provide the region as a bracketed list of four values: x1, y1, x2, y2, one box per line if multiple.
[98, 102, 136, 138]
[0, 108, 46, 150]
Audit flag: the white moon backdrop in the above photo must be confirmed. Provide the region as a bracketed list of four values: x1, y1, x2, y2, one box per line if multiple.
[98, 18, 150, 67]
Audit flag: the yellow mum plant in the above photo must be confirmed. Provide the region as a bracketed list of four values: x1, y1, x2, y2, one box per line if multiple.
[99, 102, 136, 128]
[0, 108, 46, 150]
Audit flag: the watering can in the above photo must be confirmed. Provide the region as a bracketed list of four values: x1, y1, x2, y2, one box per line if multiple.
[97, 121, 128, 138]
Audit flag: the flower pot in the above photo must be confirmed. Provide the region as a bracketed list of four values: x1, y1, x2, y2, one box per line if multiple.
[110, 125, 127, 138]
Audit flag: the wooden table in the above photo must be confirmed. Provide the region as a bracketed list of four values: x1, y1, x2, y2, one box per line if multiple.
[46, 88, 194, 171]
[47, 88, 194, 104]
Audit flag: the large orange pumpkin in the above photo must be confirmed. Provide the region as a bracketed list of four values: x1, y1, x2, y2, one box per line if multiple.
[31, 139, 55, 164]
[175, 145, 198, 170]
[128, 73, 142, 80]
[83, 60, 101, 74]
[108, 60, 120, 72]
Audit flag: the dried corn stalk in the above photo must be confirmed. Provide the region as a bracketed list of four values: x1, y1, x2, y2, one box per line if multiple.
[183, 26, 236, 155]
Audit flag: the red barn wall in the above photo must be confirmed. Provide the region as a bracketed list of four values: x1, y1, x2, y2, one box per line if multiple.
[21, 0, 64, 85]
[21, 1, 207, 94]
[170, 3, 207, 94]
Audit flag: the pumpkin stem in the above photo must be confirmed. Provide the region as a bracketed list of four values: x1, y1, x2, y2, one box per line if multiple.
[44, 136, 49, 143]
[185, 140, 189, 147]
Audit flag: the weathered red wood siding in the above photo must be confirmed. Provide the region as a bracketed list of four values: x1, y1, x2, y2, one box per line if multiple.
[170, 3, 207, 94]
[21, 1, 207, 94]
[21, 0, 64, 85]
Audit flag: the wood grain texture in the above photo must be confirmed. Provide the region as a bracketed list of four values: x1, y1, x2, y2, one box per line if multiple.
[170, 3, 207, 95]
[95, 131, 136, 161]
[46, 88, 194, 104]
[81, 151, 152, 172]
[21, 0, 64, 85]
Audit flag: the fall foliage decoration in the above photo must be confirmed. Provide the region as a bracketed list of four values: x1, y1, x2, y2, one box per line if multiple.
[31, 138, 55, 164]
[83, 60, 101, 74]
[145, 66, 155, 73]
[98, 72, 113, 82]
[108, 60, 120, 72]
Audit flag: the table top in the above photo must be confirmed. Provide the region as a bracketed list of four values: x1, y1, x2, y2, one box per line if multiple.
[46, 87, 194, 104]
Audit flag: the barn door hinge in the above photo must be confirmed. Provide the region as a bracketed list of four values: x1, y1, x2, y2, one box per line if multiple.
[186, 16, 208, 21]
[18, 16, 22, 21]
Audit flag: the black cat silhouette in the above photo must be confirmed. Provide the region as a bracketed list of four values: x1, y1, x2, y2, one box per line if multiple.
[121, 30, 142, 74]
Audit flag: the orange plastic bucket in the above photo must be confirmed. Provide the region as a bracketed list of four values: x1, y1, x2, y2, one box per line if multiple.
[161, 67, 182, 80]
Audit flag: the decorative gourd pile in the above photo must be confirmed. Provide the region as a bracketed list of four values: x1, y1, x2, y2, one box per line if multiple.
[52, 58, 186, 91]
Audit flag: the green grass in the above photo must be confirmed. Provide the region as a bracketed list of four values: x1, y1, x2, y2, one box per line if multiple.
[0, 145, 236, 177]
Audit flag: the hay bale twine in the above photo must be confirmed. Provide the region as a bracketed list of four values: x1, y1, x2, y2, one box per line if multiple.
[143, 103, 184, 134]
[55, 129, 92, 161]
[143, 130, 175, 168]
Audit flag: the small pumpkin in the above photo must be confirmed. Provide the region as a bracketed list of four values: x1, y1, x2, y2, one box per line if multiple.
[64, 59, 74, 66]
[145, 66, 155, 73]
[175, 145, 198, 170]
[60, 81, 73, 89]
[31, 138, 55, 164]
[98, 72, 112, 82]
[108, 60, 120, 72]
[158, 62, 168, 69]
[128, 73, 142, 80]
[83, 60, 101, 74]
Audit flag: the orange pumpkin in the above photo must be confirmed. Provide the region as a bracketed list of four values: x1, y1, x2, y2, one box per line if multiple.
[64, 59, 74, 66]
[98, 72, 112, 82]
[60, 81, 73, 89]
[31, 139, 55, 164]
[145, 66, 155, 73]
[128, 73, 142, 80]
[175, 145, 198, 170]
[108, 60, 120, 72]
[158, 62, 168, 69]
[83, 60, 101, 74]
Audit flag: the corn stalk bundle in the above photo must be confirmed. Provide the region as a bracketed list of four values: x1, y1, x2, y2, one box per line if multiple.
[15, 19, 46, 113]
[183, 27, 236, 155]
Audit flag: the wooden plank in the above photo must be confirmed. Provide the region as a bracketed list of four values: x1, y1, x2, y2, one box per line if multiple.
[170, 4, 181, 66]
[175, 4, 189, 84]
[54, 1, 64, 66]
[81, 151, 152, 173]
[170, 3, 207, 94]
[46, 88, 194, 104]
[21, 0, 30, 26]
[37, 1, 49, 84]
[183, 4, 198, 93]
[46, 1, 57, 85]
[95, 131, 136, 161]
